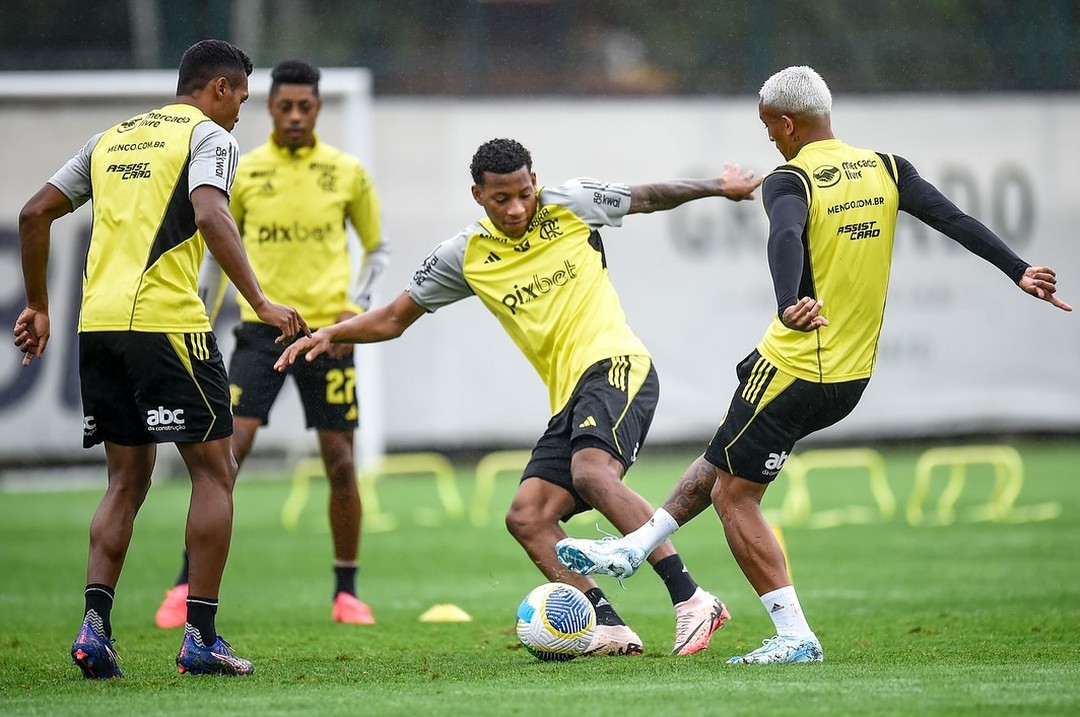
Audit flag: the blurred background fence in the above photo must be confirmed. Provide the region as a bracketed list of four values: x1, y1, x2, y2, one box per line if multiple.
[2, 0, 1077, 95]
[1, 0, 1078, 468]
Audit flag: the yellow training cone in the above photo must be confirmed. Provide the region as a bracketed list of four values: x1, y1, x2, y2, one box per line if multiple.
[419, 604, 473, 622]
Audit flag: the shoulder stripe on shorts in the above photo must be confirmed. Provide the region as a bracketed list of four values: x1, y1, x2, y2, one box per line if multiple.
[608, 355, 630, 391]
[188, 332, 210, 361]
[741, 355, 776, 405]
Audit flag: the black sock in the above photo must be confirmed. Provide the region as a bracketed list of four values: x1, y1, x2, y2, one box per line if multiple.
[652, 554, 698, 605]
[176, 551, 190, 586]
[185, 596, 218, 646]
[334, 565, 358, 598]
[584, 587, 623, 627]
[84, 583, 115, 637]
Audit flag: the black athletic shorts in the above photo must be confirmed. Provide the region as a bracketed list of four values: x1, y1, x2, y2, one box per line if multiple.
[79, 331, 233, 448]
[703, 349, 868, 484]
[229, 322, 358, 430]
[523, 355, 659, 518]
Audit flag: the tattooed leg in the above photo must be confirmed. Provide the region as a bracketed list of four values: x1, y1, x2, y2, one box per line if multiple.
[660, 456, 721, 527]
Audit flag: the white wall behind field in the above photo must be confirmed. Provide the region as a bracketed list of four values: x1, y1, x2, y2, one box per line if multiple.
[369, 95, 1080, 450]
[0, 84, 1077, 463]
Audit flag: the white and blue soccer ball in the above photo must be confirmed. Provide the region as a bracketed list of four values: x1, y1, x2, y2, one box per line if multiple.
[515, 582, 596, 661]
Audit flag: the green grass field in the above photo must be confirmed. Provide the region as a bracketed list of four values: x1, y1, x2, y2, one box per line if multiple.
[2, 439, 1079, 716]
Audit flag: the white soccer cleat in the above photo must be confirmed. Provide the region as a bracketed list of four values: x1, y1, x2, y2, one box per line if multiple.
[726, 634, 823, 664]
[582, 623, 644, 657]
[672, 587, 730, 656]
[555, 536, 646, 579]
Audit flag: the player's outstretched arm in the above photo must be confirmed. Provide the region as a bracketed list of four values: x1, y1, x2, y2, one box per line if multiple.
[894, 156, 1068, 311]
[275, 291, 427, 371]
[192, 185, 311, 343]
[627, 164, 761, 215]
[1018, 266, 1072, 312]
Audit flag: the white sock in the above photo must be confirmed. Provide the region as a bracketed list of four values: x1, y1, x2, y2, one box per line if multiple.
[624, 508, 679, 555]
[760, 585, 813, 638]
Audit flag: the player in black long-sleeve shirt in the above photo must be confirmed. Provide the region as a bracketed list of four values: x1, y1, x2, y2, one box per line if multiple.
[763, 155, 1031, 312]
[557, 64, 1070, 665]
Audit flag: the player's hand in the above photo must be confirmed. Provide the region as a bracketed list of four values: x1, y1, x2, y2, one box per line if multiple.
[718, 163, 762, 202]
[781, 297, 829, 332]
[326, 311, 357, 359]
[254, 302, 312, 344]
[13, 307, 50, 366]
[1019, 266, 1072, 312]
[274, 329, 333, 372]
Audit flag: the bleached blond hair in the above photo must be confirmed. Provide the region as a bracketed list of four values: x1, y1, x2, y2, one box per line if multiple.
[759, 66, 832, 116]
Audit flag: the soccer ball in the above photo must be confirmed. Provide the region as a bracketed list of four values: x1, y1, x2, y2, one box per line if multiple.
[515, 582, 596, 661]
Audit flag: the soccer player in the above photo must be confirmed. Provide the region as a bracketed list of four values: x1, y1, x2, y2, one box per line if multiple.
[14, 39, 309, 678]
[555, 65, 1072, 664]
[275, 138, 761, 656]
[154, 60, 389, 629]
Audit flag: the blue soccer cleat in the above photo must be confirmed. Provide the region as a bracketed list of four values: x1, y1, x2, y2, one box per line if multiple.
[727, 634, 824, 664]
[556, 536, 646, 579]
[176, 628, 255, 676]
[71, 616, 123, 679]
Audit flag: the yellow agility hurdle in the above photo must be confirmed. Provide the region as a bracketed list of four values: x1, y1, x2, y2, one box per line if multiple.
[906, 444, 1027, 526]
[281, 452, 465, 533]
[470, 449, 532, 527]
[470, 451, 604, 529]
[469, 449, 599, 528]
[772, 448, 895, 529]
